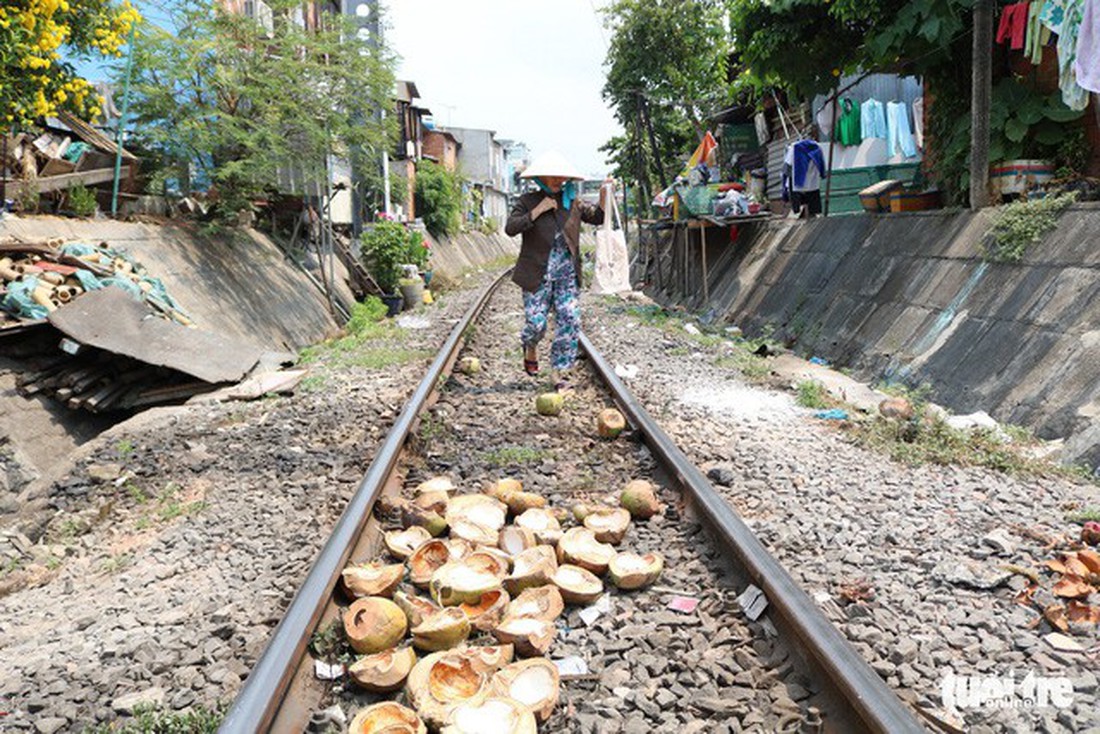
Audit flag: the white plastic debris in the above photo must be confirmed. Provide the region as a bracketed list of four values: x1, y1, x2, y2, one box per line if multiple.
[614, 363, 639, 379]
[945, 411, 999, 431]
[578, 606, 602, 627]
[314, 660, 345, 680]
[683, 323, 701, 336]
[396, 314, 432, 330]
[554, 656, 589, 676]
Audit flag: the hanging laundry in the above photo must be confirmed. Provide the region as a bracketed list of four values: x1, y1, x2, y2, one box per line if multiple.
[997, 2, 1031, 49]
[860, 98, 887, 139]
[1040, 0, 1068, 33]
[782, 140, 827, 215]
[1026, 1, 1053, 63]
[1074, 0, 1100, 93]
[816, 102, 836, 142]
[912, 97, 925, 150]
[886, 102, 917, 158]
[1058, 0, 1091, 110]
[835, 98, 862, 146]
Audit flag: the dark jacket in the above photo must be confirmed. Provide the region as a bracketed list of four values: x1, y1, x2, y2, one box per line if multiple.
[505, 190, 603, 292]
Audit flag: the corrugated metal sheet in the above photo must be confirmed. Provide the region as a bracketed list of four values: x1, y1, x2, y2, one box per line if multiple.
[766, 139, 789, 201]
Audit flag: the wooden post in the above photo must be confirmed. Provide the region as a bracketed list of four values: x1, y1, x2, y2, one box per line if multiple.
[823, 81, 840, 216]
[970, 0, 993, 209]
[701, 222, 710, 303]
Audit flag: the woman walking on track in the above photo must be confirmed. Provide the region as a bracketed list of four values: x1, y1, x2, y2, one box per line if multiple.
[505, 151, 608, 391]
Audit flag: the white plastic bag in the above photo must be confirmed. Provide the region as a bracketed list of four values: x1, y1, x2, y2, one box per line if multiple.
[592, 183, 632, 294]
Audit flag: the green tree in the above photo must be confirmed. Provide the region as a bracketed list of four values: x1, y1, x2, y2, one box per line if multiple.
[414, 159, 463, 238]
[600, 0, 729, 206]
[124, 0, 395, 219]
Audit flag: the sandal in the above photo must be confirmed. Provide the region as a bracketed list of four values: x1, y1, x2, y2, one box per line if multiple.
[523, 349, 539, 376]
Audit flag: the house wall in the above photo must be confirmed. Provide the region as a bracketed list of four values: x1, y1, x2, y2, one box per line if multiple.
[423, 131, 458, 172]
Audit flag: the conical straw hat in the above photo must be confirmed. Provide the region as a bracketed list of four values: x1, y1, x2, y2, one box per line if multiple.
[519, 150, 584, 180]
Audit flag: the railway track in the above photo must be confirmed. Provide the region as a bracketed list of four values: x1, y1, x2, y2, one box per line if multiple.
[218, 272, 925, 733]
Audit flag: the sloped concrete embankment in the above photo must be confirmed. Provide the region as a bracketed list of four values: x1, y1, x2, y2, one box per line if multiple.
[1, 216, 343, 350]
[639, 204, 1100, 468]
[426, 229, 519, 281]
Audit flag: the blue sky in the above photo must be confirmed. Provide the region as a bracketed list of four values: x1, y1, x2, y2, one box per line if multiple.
[69, 1, 621, 176]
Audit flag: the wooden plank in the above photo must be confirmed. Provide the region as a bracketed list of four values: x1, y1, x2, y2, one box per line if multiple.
[2, 166, 130, 194]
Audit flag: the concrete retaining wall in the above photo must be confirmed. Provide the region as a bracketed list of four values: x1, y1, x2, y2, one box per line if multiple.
[1, 215, 341, 351]
[639, 205, 1100, 468]
[427, 229, 519, 281]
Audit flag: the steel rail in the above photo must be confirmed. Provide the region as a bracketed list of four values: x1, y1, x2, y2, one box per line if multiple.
[218, 271, 510, 734]
[579, 331, 925, 734]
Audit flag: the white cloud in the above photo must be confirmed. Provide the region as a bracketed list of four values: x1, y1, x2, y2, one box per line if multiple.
[384, 0, 621, 178]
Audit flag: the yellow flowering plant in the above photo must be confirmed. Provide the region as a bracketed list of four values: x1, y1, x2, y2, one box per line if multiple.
[0, 0, 140, 127]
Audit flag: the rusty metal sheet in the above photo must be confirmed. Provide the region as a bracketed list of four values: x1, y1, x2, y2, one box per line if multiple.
[48, 287, 261, 383]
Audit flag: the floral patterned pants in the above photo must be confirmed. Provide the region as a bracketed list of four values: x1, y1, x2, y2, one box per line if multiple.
[521, 236, 580, 371]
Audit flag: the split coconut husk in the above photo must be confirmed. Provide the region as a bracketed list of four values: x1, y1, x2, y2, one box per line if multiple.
[551, 564, 604, 605]
[348, 646, 418, 692]
[449, 518, 500, 547]
[535, 392, 564, 416]
[472, 545, 513, 570]
[571, 502, 594, 522]
[413, 490, 450, 514]
[406, 652, 490, 731]
[608, 552, 664, 590]
[619, 479, 660, 520]
[440, 697, 538, 734]
[342, 561, 405, 598]
[344, 597, 409, 654]
[596, 408, 626, 439]
[498, 526, 538, 557]
[503, 546, 558, 596]
[409, 539, 463, 588]
[514, 508, 562, 546]
[411, 607, 472, 651]
[491, 658, 561, 722]
[502, 491, 547, 516]
[582, 508, 632, 545]
[401, 501, 448, 538]
[430, 557, 506, 607]
[416, 476, 458, 497]
[557, 527, 615, 576]
[459, 588, 511, 632]
[458, 644, 515, 675]
[487, 477, 523, 500]
[504, 585, 564, 622]
[386, 526, 434, 560]
[349, 702, 427, 734]
[492, 615, 556, 657]
[446, 494, 508, 533]
[394, 590, 441, 628]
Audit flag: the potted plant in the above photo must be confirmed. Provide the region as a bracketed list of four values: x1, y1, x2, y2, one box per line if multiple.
[988, 77, 1086, 199]
[360, 220, 421, 316]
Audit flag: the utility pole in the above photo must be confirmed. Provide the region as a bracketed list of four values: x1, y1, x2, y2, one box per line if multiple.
[969, 0, 993, 209]
[111, 23, 137, 217]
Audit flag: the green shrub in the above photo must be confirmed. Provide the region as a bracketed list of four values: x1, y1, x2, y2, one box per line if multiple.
[415, 159, 463, 238]
[360, 221, 422, 294]
[67, 183, 98, 217]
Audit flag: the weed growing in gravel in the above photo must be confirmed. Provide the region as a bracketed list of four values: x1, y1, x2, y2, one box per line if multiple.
[2, 557, 22, 576]
[100, 553, 133, 574]
[82, 703, 223, 733]
[483, 445, 552, 467]
[115, 439, 135, 457]
[1067, 506, 1100, 523]
[125, 481, 149, 504]
[309, 618, 345, 660]
[55, 517, 89, 541]
[298, 373, 328, 393]
[795, 380, 831, 409]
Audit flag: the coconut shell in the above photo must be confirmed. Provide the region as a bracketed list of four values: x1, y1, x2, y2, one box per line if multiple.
[394, 591, 440, 629]
[342, 562, 405, 599]
[349, 702, 427, 734]
[344, 597, 408, 654]
[385, 526, 433, 560]
[619, 480, 660, 520]
[582, 508, 631, 545]
[406, 652, 490, 731]
[502, 490, 547, 515]
[551, 564, 604, 605]
[503, 545, 558, 596]
[348, 646, 418, 692]
[505, 585, 564, 622]
[459, 588, 511, 632]
[490, 658, 561, 722]
[596, 408, 626, 439]
[515, 508, 562, 546]
[430, 558, 505, 607]
[458, 644, 515, 675]
[441, 697, 538, 734]
[416, 476, 457, 496]
[535, 392, 564, 416]
[557, 527, 615, 576]
[492, 616, 556, 657]
[499, 526, 537, 557]
[411, 608, 472, 651]
[409, 539, 455, 588]
[608, 551, 664, 590]
[446, 494, 508, 532]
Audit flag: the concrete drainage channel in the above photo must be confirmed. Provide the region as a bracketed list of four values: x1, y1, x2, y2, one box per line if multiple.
[219, 272, 924, 734]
